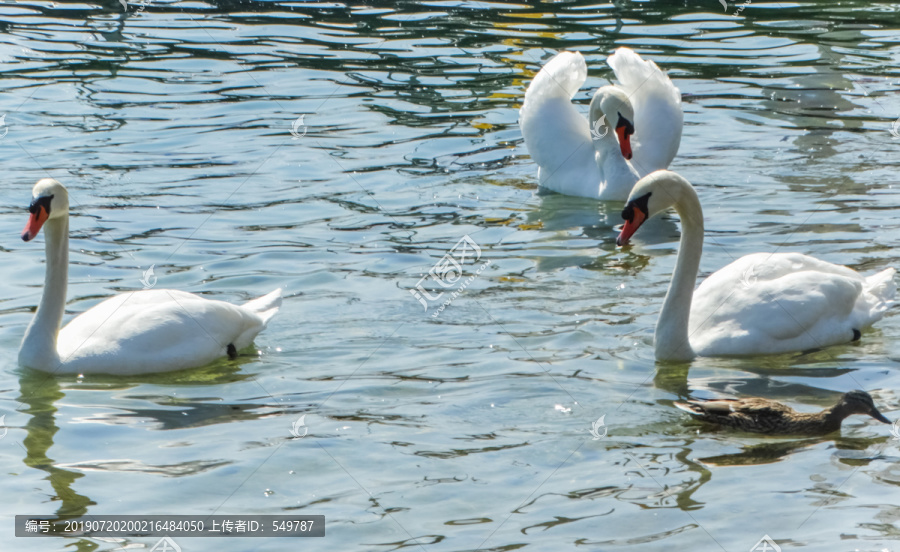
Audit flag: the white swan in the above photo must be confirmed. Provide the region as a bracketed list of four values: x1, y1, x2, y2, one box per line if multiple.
[18, 179, 283, 375]
[616, 170, 896, 361]
[519, 48, 682, 200]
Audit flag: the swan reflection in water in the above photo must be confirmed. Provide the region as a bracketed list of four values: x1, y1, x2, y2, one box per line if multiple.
[14, 359, 282, 545]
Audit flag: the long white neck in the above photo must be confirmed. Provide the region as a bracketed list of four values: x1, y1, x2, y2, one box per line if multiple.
[19, 216, 68, 370]
[654, 184, 703, 362]
[593, 125, 639, 199]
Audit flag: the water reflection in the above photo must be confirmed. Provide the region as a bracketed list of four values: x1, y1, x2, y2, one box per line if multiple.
[14, 355, 284, 514]
[18, 371, 94, 518]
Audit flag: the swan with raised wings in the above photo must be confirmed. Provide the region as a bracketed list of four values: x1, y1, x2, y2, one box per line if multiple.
[519, 48, 682, 200]
[18, 179, 282, 375]
[616, 170, 896, 361]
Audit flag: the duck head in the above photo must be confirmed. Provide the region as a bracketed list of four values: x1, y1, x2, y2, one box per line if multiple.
[835, 390, 890, 424]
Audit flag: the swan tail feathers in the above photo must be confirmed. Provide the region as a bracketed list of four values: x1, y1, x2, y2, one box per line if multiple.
[244, 288, 283, 326]
[865, 268, 896, 308]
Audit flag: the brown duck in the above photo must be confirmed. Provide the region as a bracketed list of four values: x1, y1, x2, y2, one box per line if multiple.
[674, 390, 891, 435]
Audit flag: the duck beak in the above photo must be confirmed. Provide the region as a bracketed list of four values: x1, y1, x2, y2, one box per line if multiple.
[616, 209, 645, 247]
[22, 205, 48, 242]
[616, 125, 632, 160]
[869, 407, 891, 424]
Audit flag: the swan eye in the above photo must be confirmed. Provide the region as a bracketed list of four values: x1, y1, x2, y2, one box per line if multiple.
[29, 195, 53, 216]
[621, 192, 651, 221]
[616, 113, 635, 137]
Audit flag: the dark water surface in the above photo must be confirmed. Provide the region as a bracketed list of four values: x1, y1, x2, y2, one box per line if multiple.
[1, 0, 900, 550]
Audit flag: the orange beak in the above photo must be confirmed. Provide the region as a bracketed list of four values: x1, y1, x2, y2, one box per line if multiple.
[22, 206, 49, 242]
[616, 209, 645, 246]
[616, 126, 633, 160]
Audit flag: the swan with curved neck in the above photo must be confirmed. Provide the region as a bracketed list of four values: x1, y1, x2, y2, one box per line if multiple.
[519, 48, 682, 200]
[18, 179, 283, 375]
[617, 171, 896, 361]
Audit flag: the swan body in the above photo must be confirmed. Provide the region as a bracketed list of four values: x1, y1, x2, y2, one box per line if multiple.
[617, 170, 895, 361]
[18, 179, 282, 375]
[519, 48, 682, 200]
